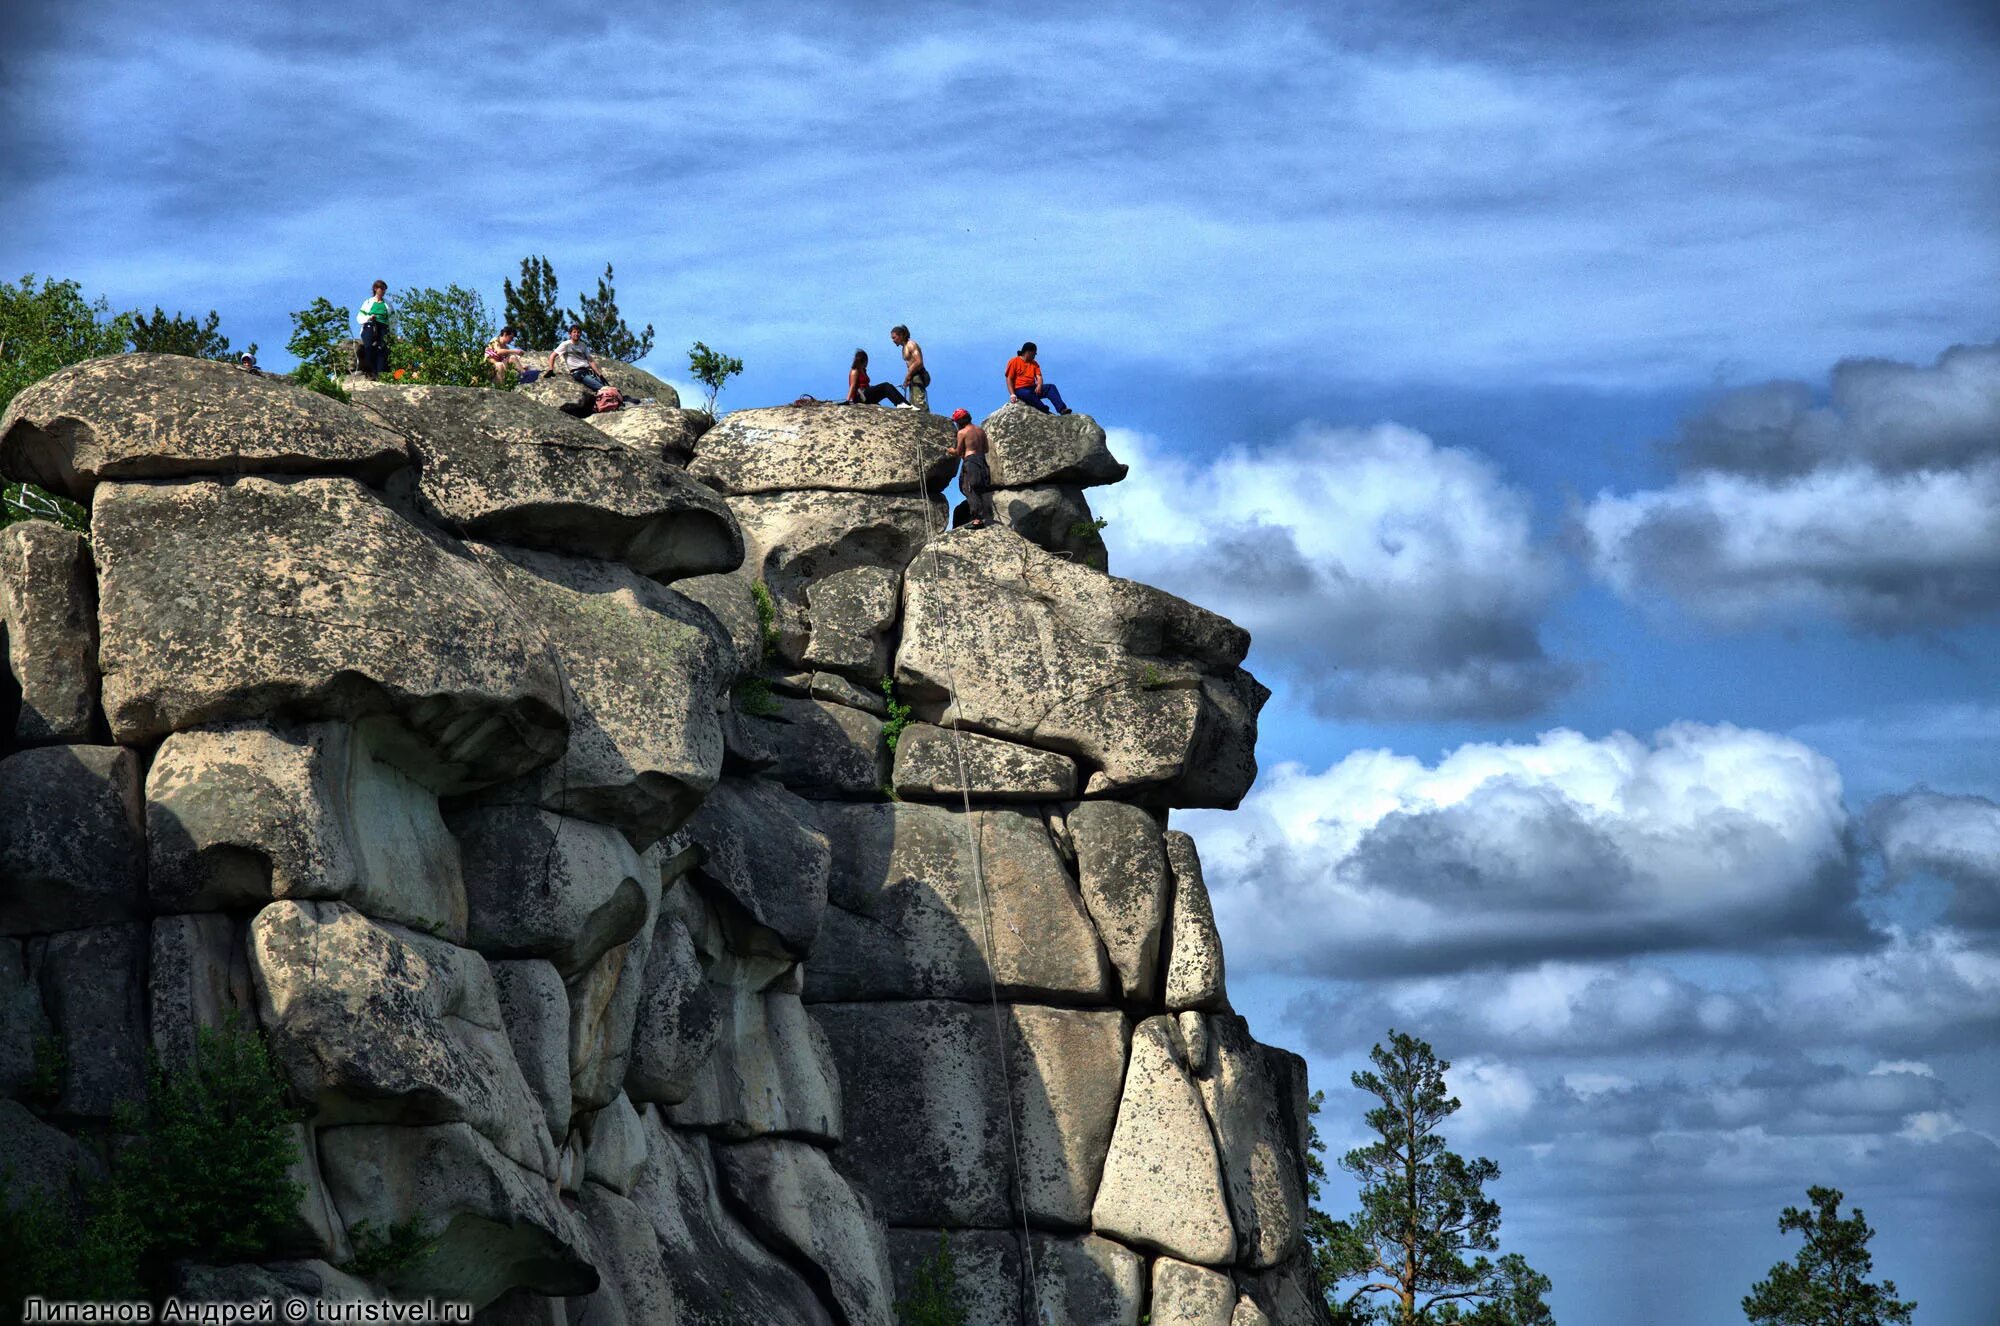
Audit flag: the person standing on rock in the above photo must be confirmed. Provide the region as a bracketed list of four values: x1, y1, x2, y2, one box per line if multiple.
[950, 407, 994, 528]
[357, 280, 392, 378]
[1004, 342, 1072, 414]
[550, 324, 611, 392]
[846, 349, 910, 407]
[892, 325, 929, 412]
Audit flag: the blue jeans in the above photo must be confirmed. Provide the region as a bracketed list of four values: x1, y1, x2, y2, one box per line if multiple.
[1014, 383, 1069, 414]
[571, 368, 609, 392]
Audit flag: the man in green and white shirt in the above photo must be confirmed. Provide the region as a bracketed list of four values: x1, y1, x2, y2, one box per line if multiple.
[357, 280, 391, 378]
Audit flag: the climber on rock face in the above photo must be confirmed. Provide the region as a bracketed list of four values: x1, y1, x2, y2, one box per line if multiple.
[950, 407, 994, 528]
[1005, 342, 1072, 415]
[891, 325, 929, 413]
[550, 325, 610, 392]
[846, 349, 910, 407]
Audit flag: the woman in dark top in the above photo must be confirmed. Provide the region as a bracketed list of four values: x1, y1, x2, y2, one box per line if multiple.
[846, 350, 909, 407]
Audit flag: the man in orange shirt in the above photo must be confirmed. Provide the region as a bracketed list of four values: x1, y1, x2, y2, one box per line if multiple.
[1004, 342, 1072, 415]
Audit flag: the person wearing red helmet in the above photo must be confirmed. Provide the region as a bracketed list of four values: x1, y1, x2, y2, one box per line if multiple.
[949, 408, 994, 528]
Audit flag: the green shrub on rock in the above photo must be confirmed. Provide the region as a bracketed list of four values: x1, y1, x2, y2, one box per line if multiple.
[0, 1017, 305, 1303]
[896, 1234, 966, 1326]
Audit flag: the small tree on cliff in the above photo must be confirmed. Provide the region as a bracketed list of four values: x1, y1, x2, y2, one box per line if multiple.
[571, 262, 654, 362]
[1742, 1187, 1914, 1326]
[687, 340, 744, 417]
[1314, 1031, 1554, 1325]
[503, 254, 565, 351]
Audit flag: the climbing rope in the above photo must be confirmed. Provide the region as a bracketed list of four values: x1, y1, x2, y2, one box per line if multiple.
[905, 429, 1046, 1317]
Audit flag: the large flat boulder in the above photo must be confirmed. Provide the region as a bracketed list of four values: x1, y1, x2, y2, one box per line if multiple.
[148, 720, 466, 938]
[0, 353, 407, 500]
[895, 530, 1267, 807]
[91, 476, 566, 789]
[816, 1000, 1127, 1229]
[0, 745, 144, 935]
[806, 802, 1111, 1004]
[587, 405, 711, 467]
[1069, 800, 1173, 1004]
[467, 543, 733, 846]
[320, 1121, 595, 1308]
[249, 900, 557, 1176]
[953, 484, 1109, 571]
[716, 1137, 897, 1326]
[1091, 1016, 1235, 1266]
[979, 402, 1127, 488]
[350, 382, 741, 582]
[631, 1118, 837, 1326]
[690, 405, 956, 495]
[0, 520, 99, 744]
[890, 723, 1078, 803]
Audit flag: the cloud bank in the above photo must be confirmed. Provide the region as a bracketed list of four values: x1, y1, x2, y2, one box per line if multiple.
[1186, 722, 1868, 975]
[1097, 423, 1574, 720]
[1583, 342, 2000, 631]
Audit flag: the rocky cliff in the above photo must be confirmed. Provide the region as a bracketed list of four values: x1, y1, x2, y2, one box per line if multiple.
[0, 353, 1325, 1326]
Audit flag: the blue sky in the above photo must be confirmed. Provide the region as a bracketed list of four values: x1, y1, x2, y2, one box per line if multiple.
[7, 1, 1999, 1321]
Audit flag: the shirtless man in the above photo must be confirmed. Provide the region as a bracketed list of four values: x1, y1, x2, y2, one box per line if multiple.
[949, 408, 993, 528]
[892, 325, 929, 413]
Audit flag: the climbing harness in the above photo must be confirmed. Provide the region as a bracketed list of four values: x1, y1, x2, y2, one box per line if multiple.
[906, 430, 1047, 1318]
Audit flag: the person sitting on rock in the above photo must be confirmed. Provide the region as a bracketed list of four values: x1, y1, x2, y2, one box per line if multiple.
[949, 408, 994, 528]
[1004, 342, 1071, 414]
[357, 280, 392, 379]
[846, 349, 909, 407]
[485, 326, 528, 383]
[550, 325, 611, 392]
[892, 325, 929, 412]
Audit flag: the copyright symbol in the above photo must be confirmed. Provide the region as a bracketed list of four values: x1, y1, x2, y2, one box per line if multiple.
[283, 1298, 311, 1322]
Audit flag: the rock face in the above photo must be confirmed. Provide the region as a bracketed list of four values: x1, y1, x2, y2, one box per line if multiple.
[897, 530, 1268, 807]
[0, 355, 1319, 1325]
[0, 353, 406, 499]
[350, 382, 742, 583]
[0, 521, 100, 744]
[92, 476, 567, 789]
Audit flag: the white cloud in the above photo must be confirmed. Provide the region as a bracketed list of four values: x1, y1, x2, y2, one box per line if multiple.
[1096, 423, 1573, 719]
[1286, 933, 2000, 1062]
[1582, 342, 2000, 631]
[1868, 789, 2000, 929]
[1187, 722, 1866, 975]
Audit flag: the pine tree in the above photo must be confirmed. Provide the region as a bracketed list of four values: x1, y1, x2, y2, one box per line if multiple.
[1315, 1031, 1554, 1325]
[1742, 1187, 1914, 1326]
[571, 262, 654, 362]
[503, 255, 564, 350]
[128, 307, 240, 360]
